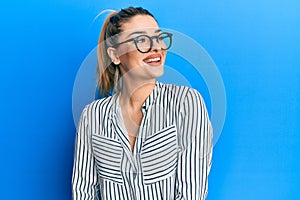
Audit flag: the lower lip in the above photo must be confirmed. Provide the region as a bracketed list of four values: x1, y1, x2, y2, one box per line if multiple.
[146, 61, 161, 66]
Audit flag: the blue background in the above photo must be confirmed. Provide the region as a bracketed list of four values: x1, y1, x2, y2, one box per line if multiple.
[0, 0, 299, 199]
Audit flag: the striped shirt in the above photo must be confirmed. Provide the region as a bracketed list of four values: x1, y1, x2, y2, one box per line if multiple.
[72, 81, 213, 200]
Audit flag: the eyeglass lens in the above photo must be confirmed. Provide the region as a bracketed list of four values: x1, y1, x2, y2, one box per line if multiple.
[135, 33, 172, 53]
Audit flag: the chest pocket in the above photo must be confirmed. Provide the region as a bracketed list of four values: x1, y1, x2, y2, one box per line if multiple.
[140, 124, 178, 185]
[91, 134, 124, 185]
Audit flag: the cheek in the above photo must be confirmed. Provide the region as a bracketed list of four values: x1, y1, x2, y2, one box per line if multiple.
[121, 51, 143, 65]
[162, 51, 167, 61]
[117, 44, 137, 58]
[119, 53, 138, 73]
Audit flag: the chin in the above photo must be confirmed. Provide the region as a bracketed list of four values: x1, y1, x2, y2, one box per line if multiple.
[147, 65, 164, 79]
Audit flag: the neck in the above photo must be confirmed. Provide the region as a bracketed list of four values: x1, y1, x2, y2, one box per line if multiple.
[119, 77, 156, 109]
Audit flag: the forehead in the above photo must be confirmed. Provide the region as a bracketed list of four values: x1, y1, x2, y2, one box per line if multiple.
[121, 15, 159, 34]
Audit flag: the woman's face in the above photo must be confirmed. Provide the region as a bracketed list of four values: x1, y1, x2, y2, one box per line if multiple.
[114, 15, 167, 81]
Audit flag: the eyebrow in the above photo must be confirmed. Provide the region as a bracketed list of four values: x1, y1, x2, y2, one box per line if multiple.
[127, 31, 146, 37]
[126, 29, 163, 38]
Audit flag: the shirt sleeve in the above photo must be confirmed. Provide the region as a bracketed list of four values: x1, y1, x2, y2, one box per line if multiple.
[176, 89, 213, 200]
[72, 106, 99, 200]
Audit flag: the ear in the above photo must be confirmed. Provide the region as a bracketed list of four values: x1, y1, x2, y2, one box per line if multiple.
[107, 47, 121, 65]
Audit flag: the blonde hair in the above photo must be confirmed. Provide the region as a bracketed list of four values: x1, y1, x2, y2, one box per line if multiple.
[96, 7, 156, 97]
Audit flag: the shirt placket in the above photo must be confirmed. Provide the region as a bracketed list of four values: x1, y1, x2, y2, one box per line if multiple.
[112, 82, 161, 199]
[132, 105, 152, 200]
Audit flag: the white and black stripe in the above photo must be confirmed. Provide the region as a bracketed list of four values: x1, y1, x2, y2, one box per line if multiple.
[72, 82, 213, 200]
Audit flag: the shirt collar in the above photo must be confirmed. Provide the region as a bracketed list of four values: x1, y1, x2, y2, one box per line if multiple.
[110, 81, 163, 115]
[141, 81, 162, 111]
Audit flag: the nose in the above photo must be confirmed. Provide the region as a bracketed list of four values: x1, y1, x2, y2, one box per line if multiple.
[152, 38, 159, 51]
[151, 37, 161, 52]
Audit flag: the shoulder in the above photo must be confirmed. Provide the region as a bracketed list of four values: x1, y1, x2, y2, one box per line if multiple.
[158, 82, 189, 99]
[158, 82, 204, 103]
[181, 87, 208, 117]
[157, 82, 207, 114]
[82, 95, 115, 117]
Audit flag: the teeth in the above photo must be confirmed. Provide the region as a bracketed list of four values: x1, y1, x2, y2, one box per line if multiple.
[146, 57, 160, 62]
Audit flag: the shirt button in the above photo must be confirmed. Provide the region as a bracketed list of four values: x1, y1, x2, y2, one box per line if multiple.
[177, 146, 183, 152]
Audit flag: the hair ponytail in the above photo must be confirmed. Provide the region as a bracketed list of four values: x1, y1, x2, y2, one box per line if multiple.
[96, 11, 119, 97]
[96, 7, 156, 98]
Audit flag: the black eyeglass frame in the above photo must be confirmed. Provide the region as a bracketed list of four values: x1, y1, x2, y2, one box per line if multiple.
[112, 32, 173, 53]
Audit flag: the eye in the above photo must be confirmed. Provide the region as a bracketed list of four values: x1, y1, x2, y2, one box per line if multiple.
[158, 33, 169, 40]
[135, 36, 148, 43]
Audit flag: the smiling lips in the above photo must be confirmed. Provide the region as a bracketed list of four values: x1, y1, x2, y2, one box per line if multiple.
[143, 53, 162, 66]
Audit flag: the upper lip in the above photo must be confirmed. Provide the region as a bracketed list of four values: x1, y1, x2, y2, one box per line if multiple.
[143, 53, 162, 63]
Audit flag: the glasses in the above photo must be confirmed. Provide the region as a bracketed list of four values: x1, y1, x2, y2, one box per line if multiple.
[112, 32, 173, 53]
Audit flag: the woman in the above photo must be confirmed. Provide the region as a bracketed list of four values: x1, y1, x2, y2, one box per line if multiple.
[72, 6, 213, 200]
